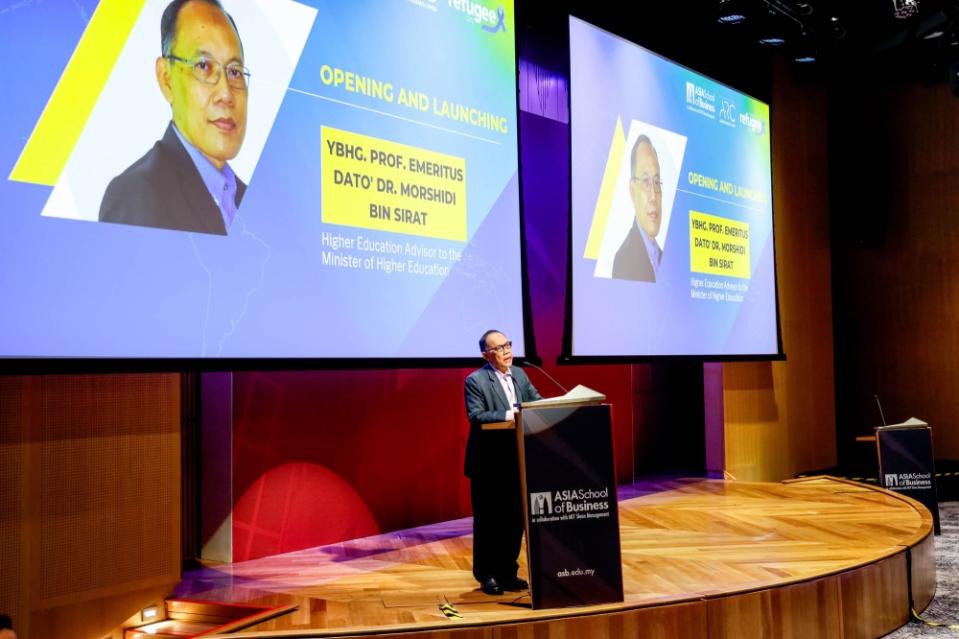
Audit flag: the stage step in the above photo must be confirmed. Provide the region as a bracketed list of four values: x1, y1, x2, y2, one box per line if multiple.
[124, 598, 296, 638]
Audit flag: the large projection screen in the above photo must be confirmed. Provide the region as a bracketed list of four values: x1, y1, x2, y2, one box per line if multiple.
[569, 16, 780, 358]
[0, 0, 524, 360]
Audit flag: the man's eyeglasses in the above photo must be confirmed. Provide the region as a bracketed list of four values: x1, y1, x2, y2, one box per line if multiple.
[631, 175, 663, 194]
[485, 341, 513, 354]
[168, 55, 250, 90]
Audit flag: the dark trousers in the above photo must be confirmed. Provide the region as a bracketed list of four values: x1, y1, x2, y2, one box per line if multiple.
[469, 465, 524, 583]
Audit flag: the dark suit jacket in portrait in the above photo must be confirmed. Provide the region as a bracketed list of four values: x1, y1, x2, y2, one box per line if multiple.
[99, 122, 246, 235]
[463, 364, 542, 478]
[611, 223, 656, 282]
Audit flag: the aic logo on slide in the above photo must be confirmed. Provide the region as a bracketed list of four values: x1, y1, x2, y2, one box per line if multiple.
[448, 0, 507, 33]
[719, 100, 736, 124]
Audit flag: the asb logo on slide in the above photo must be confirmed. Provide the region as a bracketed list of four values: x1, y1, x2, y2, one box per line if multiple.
[685, 81, 716, 117]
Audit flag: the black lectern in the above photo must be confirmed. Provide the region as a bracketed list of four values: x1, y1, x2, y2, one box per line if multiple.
[876, 418, 940, 534]
[516, 396, 624, 609]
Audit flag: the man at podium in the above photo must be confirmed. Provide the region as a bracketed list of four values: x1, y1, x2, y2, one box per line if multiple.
[464, 330, 542, 595]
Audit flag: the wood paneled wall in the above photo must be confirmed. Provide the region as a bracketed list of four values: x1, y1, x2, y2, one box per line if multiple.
[722, 58, 837, 481]
[0, 374, 181, 639]
[832, 80, 959, 461]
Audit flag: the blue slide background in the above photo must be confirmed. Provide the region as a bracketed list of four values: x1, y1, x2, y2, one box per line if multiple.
[569, 16, 778, 357]
[0, 0, 523, 358]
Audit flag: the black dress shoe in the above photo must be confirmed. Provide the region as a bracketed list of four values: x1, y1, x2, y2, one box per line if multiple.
[480, 576, 503, 595]
[498, 576, 529, 591]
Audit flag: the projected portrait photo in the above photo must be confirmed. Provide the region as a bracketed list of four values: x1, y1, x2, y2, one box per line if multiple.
[612, 134, 663, 282]
[589, 121, 686, 282]
[36, 0, 316, 235]
[99, 0, 251, 235]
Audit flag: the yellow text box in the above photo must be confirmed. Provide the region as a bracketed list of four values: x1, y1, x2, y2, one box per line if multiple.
[689, 211, 751, 279]
[321, 126, 467, 241]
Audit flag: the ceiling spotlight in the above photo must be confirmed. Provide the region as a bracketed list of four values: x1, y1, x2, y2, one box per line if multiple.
[718, 0, 748, 24]
[828, 16, 846, 39]
[793, 39, 818, 63]
[793, 2, 813, 16]
[718, 14, 746, 24]
[756, 5, 798, 47]
[892, 0, 919, 19]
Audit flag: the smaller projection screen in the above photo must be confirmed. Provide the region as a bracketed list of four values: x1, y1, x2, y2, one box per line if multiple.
[0, 0, 524, 360]
[569, 16, 779, 358]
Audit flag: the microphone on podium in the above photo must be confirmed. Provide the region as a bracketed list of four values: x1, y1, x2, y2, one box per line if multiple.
[519, 361, 569, 395]
[874, 394, 888, 426]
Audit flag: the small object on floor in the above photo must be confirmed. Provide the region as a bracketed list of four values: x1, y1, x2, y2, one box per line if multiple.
[438, 596, 462, 619]
[911, 607, 959, 630]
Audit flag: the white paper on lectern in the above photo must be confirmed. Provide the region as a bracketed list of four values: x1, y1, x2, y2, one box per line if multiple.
[877, 417, 928, 431]
[520, 384, 606, 409]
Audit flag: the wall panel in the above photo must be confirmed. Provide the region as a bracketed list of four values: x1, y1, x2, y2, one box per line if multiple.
[723, 58, 837, 481]
[832, 81, 959, 461]
[0, 374, 181, 639]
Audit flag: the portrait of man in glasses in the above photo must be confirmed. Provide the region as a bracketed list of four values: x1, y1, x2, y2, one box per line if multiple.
[99, 0, 249, 235]
[611, 134, 663, 282]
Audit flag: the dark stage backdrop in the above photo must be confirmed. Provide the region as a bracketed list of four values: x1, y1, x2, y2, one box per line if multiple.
[831, 80, 959, 466]
[230, 112, 637, 561]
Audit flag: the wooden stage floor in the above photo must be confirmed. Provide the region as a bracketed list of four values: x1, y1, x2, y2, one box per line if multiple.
[173, 477, 935, 639]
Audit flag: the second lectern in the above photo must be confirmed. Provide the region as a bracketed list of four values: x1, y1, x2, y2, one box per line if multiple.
[516, 398, 623, 609]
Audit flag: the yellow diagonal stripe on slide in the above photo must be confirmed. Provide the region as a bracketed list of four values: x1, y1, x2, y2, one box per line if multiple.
[582, 117, 626, 260]
[9, 0, 146, 186]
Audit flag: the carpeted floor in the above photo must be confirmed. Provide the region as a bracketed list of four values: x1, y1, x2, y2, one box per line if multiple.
[884, 501, 959, 638]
